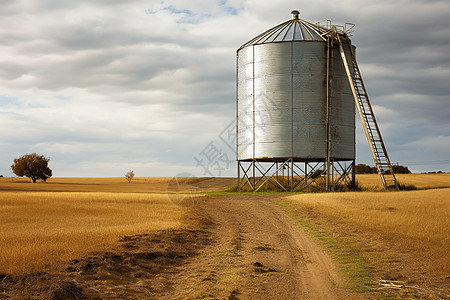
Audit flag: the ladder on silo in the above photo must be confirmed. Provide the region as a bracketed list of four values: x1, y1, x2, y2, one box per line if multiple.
[336, 34, 398, 189]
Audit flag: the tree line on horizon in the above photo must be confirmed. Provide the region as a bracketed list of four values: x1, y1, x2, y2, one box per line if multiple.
[355, 163, 411, 174]
[1, 153, 438, 182]
[5, 153, 137, 183]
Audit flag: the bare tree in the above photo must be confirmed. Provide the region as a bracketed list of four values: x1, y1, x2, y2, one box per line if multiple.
[125, 170, 135, 183]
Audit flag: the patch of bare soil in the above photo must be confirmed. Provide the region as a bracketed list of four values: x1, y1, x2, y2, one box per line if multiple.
[0, 228, 211, 299]
[1, 195, 369, 299]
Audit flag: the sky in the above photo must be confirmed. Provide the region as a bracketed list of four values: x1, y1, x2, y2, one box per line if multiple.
[0, 0, 449, 177]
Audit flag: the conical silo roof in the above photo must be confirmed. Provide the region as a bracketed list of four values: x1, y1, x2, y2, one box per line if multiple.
[238, 11, 329, 51]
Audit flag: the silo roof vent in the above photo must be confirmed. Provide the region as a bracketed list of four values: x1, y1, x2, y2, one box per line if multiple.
[238, 12, 329, 50]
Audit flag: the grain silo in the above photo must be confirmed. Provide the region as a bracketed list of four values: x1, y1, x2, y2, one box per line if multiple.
[236, 11, 397, 191]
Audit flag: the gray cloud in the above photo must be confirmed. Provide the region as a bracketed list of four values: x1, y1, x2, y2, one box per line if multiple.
[0, 0, 449, 177]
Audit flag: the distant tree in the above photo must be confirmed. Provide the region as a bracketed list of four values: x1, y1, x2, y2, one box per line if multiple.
[125, 170, 135, 183]
[356, 163, 411, 174]
[392, 165, 412, 174]
[11, 153, 52, 183]
[355, 164, 377, 174]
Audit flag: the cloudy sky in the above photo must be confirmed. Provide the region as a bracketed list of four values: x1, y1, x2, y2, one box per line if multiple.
[0, 0, 449, 177]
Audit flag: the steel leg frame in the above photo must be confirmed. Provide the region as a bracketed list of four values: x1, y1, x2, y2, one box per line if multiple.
[292, 161, 325, 191]
[330, 160, 355, 190]
[237, 159, 355, 192]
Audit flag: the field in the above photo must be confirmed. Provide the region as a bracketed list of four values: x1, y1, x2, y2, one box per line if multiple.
[278, 189, 449, 295]
[283, 189, 449, 244]
[357, 173, 450, 190]
[0, 176, 236, 275]
[0, 176, 235, 193]
[276, 174, 450, 298]
[0, 191, 187, 274]
[0, 176, 235, 275]
[0, 174, 449, 299]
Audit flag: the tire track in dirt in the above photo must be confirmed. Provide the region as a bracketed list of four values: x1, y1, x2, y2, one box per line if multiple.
[158, 195, 370, 299]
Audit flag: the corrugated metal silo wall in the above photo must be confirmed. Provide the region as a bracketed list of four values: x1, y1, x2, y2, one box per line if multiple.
[254, 43, 294, 159]
[237, 46, 254, 160]
[330, 36, 355, 160]
[237, 37, 355, 161]
[291, 41, 327, 160]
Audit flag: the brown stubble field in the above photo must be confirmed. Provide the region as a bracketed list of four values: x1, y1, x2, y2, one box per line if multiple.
[0, 191, 187, 274]
[0, 176, 236, 193]
[278, 174, 450, 298]
[0, 176, 234, 274]
[357, 173, 450, 190]
[0, 174, 449, 299]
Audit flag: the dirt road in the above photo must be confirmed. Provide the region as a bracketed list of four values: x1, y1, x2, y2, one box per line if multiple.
[1, 195, 369, 299]
[159, 195, 367, 299]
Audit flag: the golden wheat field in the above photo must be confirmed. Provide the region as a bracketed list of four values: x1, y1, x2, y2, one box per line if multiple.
[280, 184, 450, 293]
[282, 173, 450, 257]
[1, 174, 449, 278]
[0, 190, 187, 274]
[357, 173, 450, 190]
[284, 189, 450, 244]
[0, 176, 238, 274]
[0, 176, 237, 274]
[0, 176, 236, 193]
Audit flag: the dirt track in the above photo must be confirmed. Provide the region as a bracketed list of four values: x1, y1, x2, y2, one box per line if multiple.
[1, 195, 369, 299]
[164, 194, 367, 299]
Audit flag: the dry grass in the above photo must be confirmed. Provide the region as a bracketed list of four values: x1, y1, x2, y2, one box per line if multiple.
[357, 173, 450, 190]
[0, 176, 236, 193]
[281, 188, 450, 294]
[0, 176, 236, 274]
[285, 189, 450, 243]
[0, 191, 186, 274]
